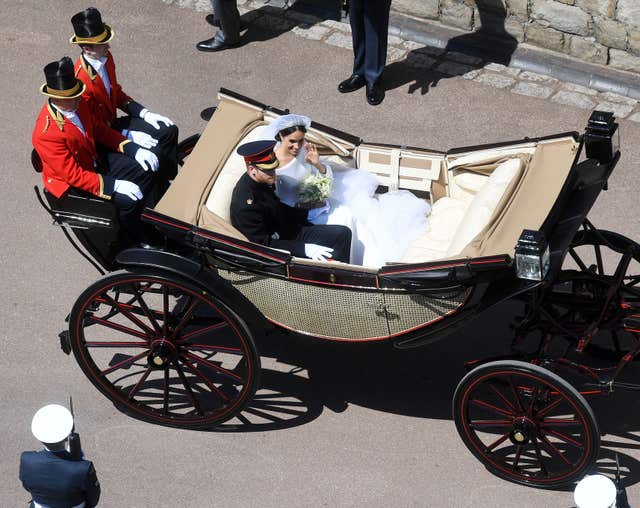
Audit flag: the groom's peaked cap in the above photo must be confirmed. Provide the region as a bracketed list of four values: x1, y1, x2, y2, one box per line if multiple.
[237, 140, 280, 170]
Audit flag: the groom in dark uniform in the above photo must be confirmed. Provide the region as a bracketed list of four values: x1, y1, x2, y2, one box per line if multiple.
[230, 140, 351, 262]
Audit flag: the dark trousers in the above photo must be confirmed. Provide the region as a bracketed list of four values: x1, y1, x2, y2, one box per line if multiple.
[98, 149, 156, 242]
[298, 225, 352, 263]
[111, 116, 179, 197]
[210, 0, 240, 44]
[349, 0, 392, 86]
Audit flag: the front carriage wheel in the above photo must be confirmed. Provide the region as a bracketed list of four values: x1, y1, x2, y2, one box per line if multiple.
[68, 269, 260, 429]
[453, 360, 599, 488]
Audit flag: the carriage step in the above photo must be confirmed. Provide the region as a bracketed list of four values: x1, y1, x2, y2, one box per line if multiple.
[59, 331, 71, 355]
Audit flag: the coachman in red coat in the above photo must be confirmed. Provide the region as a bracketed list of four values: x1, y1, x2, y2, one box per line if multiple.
[32, 56, 159, 241]
[70, 7, 178, 194]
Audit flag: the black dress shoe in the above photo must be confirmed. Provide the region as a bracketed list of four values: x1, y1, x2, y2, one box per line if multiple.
[338, 74, 365, 93]
[366, 83, 385, 105]
[196, 36, 240, 52]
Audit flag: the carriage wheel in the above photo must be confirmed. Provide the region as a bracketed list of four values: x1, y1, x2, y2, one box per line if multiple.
[68, 269, 260, 429]
[545, 229, 640, 346]
[453, 360, 599, 488]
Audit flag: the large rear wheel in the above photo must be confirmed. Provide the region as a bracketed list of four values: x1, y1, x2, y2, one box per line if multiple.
[453, 360, 599, 488]
[68, 269, 260, 429]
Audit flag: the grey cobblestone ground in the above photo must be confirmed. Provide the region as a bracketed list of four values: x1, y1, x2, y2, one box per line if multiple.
[162, 0, 640, 122]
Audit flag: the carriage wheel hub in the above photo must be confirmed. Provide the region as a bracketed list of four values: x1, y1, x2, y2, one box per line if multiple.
[510, 417, 535, 444]
[148, 339, 178, 369]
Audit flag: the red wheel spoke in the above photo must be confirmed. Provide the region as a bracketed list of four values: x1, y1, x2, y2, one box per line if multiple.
[508, 376, 525, 412]
[162, 287, 169, 337]
[180, 357, 230, 402]
[176, 321, 229, 343]
[488, 382, 517, 414]
[163, 368, 169, 415]
[128, 368, 152, 400]
[181, 351, 243, 382]
[173, 360, 204, 416]
[538, 433, 572, 466]
[101, 351, 148, 376]
[545, 429, 583, 448]
[512, 445, 523, 470]
[526, 385, 541, 418]
[86, 341, 149, 348]
[469, 419, 513, 428]
[486, 432, 511, 452]
[470, 398, 515, 417]
[536, 396, 563, 418]
[86, 315, 150, 341]
[100, 293, 156, 336]
[532, 437, 549, 476]
[130, 288, 163, 334]
[542, 418, 581, 427]
[171, 298, 199, 339]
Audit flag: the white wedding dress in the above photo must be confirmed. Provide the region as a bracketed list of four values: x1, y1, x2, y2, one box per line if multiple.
[275, 148, 431, 267]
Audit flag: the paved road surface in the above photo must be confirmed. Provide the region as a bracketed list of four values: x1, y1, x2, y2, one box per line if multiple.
[2, 1, 640, 507]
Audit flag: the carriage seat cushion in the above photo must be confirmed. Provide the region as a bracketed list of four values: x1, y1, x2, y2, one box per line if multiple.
[400, 157, 523, 264]
[446, 158, 523, 256]
[205, 125, 268, 222]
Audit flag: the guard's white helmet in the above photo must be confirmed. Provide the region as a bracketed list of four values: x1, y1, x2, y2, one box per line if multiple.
[31, 404, 73, 444]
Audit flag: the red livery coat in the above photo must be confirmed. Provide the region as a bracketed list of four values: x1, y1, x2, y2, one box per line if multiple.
[75, 52, 133, 126]
[32, 101, 129, 199]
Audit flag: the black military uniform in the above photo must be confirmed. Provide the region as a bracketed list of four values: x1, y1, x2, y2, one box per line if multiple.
[20, 404, 101, 508]
[230, 141, 352, 262]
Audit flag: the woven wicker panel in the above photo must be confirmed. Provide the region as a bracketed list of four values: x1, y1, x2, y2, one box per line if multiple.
[384, 289, 471, 335]
[220, 271, 471, 340]
[219, 271, 389, 340]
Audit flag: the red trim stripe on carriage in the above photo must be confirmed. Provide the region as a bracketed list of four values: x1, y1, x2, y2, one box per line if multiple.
[380, 256, 510, 276]
[193, 230, 289, 263]
[141, 212, 191, 231]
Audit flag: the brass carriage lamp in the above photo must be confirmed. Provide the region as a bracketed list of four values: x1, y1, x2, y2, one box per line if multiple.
[585, 110, 619, 164]
[515, 229, 550, 281]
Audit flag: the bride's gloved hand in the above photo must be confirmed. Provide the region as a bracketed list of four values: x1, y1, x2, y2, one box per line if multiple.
[304, 243, 333, 262]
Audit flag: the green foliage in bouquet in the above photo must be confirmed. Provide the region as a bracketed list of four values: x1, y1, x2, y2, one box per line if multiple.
[298, 173, 332, 207]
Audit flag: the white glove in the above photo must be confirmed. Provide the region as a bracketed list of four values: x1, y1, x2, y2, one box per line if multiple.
[113, 180, 143, 201]
[304, 243, 333, 262]
[122, 129, 158, 149]
[140, 108, 174, 129]
[135, 148, 159, 172]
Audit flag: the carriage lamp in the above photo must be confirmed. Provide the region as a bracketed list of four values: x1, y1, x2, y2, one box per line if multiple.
[515, 229, 550, 281]
[585, 110, 619, 164]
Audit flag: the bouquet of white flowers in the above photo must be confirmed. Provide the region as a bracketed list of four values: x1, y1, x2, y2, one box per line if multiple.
[297, 173, 332, 209]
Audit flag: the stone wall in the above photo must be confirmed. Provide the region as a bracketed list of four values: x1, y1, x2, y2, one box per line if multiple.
[392, 0, 640, 74]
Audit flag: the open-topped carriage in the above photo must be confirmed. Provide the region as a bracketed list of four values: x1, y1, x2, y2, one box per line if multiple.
[36, 89, 639, 489]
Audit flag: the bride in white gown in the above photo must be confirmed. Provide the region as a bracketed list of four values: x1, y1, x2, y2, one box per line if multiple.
[263, 114, 431, 267]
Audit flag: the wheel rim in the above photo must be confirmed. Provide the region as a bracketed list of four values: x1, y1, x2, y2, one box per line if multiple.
[457, 369, 597, 486]
[70, 274, 257, 427]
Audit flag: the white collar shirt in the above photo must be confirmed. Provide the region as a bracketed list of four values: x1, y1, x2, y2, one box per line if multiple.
[51, 103, 85, 137]
[84, 54, 111, 98]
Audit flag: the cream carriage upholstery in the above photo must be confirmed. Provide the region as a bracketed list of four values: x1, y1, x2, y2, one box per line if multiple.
[155, 92, 579, 267]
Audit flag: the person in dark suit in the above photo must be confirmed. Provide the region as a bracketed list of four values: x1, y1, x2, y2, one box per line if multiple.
[197, 0, 241, 52]
[338, 0, 392, 105]
[230, 140, 352, 262]
[19, 404, 101, 508]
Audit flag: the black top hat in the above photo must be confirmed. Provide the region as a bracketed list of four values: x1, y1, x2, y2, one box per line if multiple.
[237, 140, 280, 170]
[70, 7, 114, 44]
[39, 56, 85, 99]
